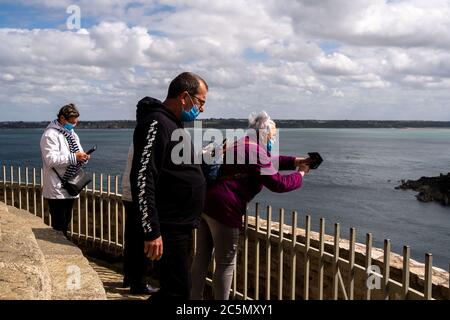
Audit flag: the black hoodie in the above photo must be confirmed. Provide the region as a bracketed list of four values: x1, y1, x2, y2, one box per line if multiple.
[130, 97, 206, 241]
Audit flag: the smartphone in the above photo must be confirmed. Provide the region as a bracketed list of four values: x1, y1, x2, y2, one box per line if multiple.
[307, 152, 323, 169]
[86, 144, 97, 155]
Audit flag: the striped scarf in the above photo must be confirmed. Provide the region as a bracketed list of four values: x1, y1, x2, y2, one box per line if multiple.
[51, 120, 83, 182]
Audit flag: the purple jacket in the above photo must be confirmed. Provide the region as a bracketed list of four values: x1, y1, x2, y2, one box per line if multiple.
[203, 136, 302, 228]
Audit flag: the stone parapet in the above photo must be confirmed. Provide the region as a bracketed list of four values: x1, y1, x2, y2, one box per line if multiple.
[0, 202, 106, 300]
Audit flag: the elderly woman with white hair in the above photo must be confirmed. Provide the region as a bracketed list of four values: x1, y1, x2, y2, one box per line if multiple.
[191, 111, 311, 300]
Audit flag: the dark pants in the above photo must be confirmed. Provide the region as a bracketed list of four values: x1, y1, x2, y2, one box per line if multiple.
[150, 227, 193, 300]
[46, 198, 75, 237]
[123, 200, 148, 286]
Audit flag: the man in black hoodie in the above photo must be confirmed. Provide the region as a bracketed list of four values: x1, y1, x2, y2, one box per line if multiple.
[130, 72, 208, 299]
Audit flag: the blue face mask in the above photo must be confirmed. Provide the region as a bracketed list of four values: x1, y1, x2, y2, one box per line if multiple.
[267, 139, 274, 152]
[64, 123, 75, 131]
[181, 94, 200, 122]
[181, 105, 200, 122]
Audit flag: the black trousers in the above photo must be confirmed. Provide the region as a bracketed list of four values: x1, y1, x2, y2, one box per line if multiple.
[150, 227, 193, 300]
[123, 200, 147, 286]
[46, 198, 75, 237]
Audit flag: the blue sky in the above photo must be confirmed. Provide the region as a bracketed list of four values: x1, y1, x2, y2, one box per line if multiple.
[1, 0, 450, 121]
[0, 2, 96, 29]
[319, 41, 341, 55]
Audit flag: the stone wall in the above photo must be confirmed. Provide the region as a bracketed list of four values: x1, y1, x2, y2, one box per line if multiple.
[0, 201, 107, 300]
[0, 201, 52, 299]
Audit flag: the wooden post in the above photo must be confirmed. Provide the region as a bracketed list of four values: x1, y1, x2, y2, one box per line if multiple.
[290, 211, 298, 300]
[348, 227, 356, 300]
[402, 246, 410, 299]
[254, 202, 260, 300]
[278, 208, 285, 300]
[365, 233, 373, 300]
[265, 205, 272, 300]
[303, 214, 311, 300]
[383, 239, 391, 300]
[424, 253, 433, 300]
[332, 223, 340, 300]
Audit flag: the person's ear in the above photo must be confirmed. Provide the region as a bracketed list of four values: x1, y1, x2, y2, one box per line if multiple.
[266, 128, 272, 139]
[180, 91, 189, 106]
[269, 127, 276, 139]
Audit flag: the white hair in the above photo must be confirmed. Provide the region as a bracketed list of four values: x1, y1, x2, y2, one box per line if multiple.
[248, 111, 276, 132]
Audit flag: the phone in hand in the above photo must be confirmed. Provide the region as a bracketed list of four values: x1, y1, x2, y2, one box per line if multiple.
[307, 152, 323, 169]
[86, 144, 97, 155]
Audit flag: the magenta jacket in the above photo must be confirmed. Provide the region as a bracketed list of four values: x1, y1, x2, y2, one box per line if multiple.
[203, 136, 302, 228]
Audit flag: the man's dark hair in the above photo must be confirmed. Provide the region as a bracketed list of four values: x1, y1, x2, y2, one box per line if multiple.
[57, 103, 80, 119]
[167, 72, 208, 99]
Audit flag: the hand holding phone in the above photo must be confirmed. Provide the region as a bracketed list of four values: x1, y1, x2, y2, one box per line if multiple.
[86, 144, 97, 155]
[307, 152, 323, 169]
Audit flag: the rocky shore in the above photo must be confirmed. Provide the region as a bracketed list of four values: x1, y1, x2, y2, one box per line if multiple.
[396, 173, 450, 206]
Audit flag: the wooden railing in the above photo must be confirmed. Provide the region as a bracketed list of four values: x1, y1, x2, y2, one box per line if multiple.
[1, 164, 449, 300]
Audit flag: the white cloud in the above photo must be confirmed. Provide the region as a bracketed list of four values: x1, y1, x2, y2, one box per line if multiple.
[2, 73, 15, 81]
[401, 75, 450, 89]
[351, 73, 391, 89]
[332, 89, 344, 98]
[1, 0, 450, 120]
[284, 0, 450, 49]
[311, 53, 362, 76]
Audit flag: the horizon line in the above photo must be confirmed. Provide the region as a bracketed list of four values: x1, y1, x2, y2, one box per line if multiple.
[2, 119, 450, 123]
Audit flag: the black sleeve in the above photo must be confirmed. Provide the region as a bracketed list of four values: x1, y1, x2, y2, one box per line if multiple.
[130, 118, 168, 241]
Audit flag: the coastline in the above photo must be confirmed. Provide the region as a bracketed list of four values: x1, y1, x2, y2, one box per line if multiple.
[2, 119, 450, 129]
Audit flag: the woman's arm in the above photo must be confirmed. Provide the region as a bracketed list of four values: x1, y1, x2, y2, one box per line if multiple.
[260, 171, 303, 193]
[256, 143, 306, 192]
[40, 131, 75, 168]
[273, 156, 312, 171]
[274, 155, 296, 171]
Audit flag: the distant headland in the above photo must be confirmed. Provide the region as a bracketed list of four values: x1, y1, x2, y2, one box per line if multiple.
[396, 173, 450, 207]
[1, 119, 450, 129]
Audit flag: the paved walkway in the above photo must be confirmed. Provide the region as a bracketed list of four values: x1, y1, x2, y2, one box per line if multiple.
[86, 256, 149, 300]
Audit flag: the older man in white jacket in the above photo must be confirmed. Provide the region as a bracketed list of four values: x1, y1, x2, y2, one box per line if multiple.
[40, 104, 90, 237]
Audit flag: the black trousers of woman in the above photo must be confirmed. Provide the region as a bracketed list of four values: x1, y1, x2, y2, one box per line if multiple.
[47, 198, 75, 237]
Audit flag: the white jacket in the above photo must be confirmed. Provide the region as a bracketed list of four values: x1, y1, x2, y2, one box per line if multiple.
[40, 120, 84, 199]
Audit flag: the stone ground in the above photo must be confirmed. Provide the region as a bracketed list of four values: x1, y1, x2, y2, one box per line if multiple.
[85, 256, 150, 300]
[85, 254, 214, 300]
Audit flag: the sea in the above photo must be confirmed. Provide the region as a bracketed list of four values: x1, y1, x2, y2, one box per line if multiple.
[0, 127, 449, 269]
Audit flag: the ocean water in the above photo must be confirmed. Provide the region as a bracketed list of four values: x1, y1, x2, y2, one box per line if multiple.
[1, 127, 449, 269]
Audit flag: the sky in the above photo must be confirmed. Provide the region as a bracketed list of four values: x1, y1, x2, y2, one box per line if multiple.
[0, 0, 449, 121]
